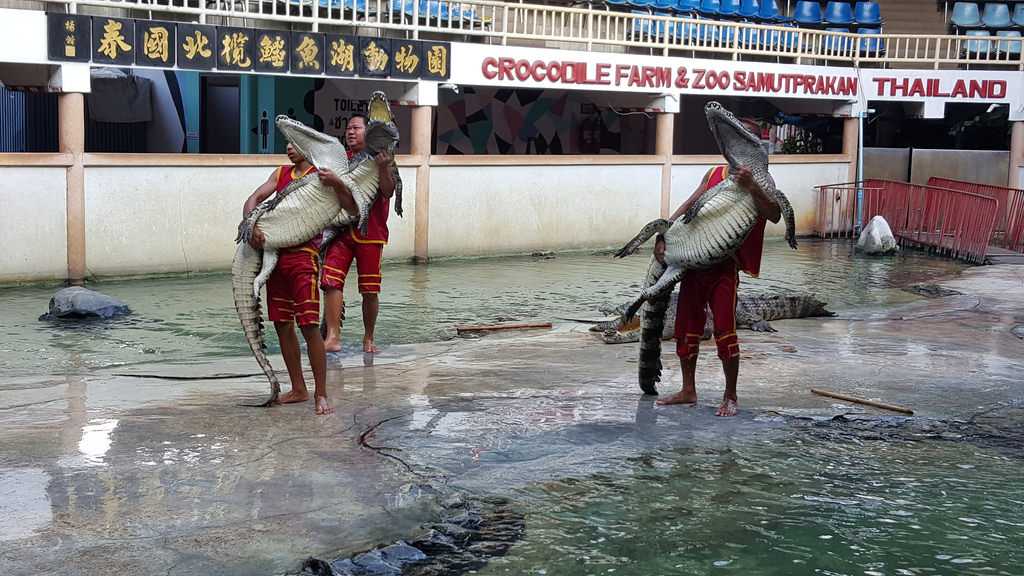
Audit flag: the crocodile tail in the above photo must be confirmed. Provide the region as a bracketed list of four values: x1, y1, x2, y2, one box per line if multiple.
[638, 290, 670, 395]
[231, 243, 280, 407]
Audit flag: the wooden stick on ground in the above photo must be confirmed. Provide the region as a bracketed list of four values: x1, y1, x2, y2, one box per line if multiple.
[455, 322, 553, 335]
[810, 388, 914, 415]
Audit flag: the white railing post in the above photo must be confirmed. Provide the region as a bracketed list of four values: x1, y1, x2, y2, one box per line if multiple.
[586, 3, 593, 51]
[412, 0, 419, 38]
[502, 3, 509, 45]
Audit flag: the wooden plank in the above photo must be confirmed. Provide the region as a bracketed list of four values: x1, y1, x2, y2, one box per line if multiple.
[811, 388, 914, 415]
[455, 322, 553, 334]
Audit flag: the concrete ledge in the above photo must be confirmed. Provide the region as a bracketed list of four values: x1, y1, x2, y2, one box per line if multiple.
[0, 153, 73, 166]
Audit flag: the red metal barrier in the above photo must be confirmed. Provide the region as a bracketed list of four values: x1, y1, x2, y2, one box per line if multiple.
[926, 177, 1024, 253]
[815, 179, 999, 264]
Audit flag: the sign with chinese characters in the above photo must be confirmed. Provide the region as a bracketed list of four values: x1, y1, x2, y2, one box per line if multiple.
[47, 13, 91, 62]
[136, 21, 175, 67]
[92, 17, 134, 66]
[254, 30, 289, 73]
[45, 14, 450, 82]
[390, 40, 422, 79]
[177, 24, 216, 70]
[421, 41, 451, 81]
[325, 34, 357, 77]
[359, 38, 392, 77]
[290, 32, 324, 74]
[217, 27, 254, 71]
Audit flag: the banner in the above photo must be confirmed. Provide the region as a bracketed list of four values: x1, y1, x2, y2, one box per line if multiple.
[47, 13, 451, 82]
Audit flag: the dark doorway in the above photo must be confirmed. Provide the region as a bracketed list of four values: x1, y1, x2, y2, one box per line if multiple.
[201, 75, 239, 153]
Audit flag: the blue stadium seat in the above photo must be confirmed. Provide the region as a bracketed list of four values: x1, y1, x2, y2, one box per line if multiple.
[676, 0, 701, 12]
[628, 0, 656, 9]
[825, 2, 854, 25]
[719, 0, 741, 16]
[982, 3, 1012, 28]
[738, 0, 760, 18]
[605, 0, 631, 6]
[857, 27, 882, 53]
[794, 1, 823, 25]
[964, 29, 992, 54]
[951, 2, 982, 28]
[996, 30, 1021, 54]
[758, 0, 787, 22]
[854, 1, 881, 25]
[698, 0, 720, 15]
[1014, 3, 1024, 27]
[652, 0, 676, 12]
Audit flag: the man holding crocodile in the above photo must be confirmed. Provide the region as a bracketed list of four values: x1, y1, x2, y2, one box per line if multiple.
[243, 142, 352, 415]
[618, 110, 791, 417]
[320, 113, 401, 355]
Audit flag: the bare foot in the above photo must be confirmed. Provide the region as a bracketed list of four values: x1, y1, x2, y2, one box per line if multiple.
[278, 389, 309, 404]
[362, 337, 378, 353]
[656, 390, 698, 406]
[715, 398, 738, 417]
[324, 337, 342, 353]
[315, 395, 334, 415]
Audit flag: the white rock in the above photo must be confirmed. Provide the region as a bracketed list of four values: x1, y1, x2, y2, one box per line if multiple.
[857, 215, 899, 255]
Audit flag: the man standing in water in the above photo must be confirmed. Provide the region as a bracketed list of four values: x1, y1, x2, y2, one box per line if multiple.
[654, 117, 780, 417]
[244, 144, 338, 415]
[319, 114, 401, 354]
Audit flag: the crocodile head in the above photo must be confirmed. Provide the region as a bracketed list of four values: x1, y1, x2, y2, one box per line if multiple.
[704, 101, 767, 173]
[275, 115, 346, 172]
[364, 91, 400, 155]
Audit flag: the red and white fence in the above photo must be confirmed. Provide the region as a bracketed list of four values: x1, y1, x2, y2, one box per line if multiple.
[814, 179, 1000, 264]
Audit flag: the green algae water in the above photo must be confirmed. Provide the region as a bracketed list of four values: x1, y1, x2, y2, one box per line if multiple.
[0, 240, 965, 377]
[479, 428, 1023, 576]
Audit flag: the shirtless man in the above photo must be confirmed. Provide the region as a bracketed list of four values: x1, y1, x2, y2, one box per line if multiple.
[654, 117, 781, 417]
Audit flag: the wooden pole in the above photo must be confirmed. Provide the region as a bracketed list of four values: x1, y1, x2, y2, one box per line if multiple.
[811, 388, 914, 415]
[455, 322, 552, 334]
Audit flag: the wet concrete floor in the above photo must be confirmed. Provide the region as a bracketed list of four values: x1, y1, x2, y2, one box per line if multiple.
[0, 265, 1021, 576]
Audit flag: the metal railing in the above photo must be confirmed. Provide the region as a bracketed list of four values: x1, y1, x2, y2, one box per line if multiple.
[816, 179, 999, 263]
[41, 0, 1024, 68]
[927, 177, 1024, 253]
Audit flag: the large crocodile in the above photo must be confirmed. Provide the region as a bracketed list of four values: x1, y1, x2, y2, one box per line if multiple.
[231, 92, 399, 406]
[592, 292, 835, 344]
[614, 101, 797, 393]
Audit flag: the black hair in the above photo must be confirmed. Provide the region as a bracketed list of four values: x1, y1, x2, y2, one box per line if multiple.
[347, 114, 368, 127]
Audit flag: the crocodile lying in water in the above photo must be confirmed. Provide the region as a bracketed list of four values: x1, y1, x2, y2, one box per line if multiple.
[591, 292, 835, 344]
[231, 92, 399, 407]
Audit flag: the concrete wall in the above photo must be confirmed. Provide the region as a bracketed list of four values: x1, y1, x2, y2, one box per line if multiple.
[83, 164, 416, 277]
[671, 161, 849, 237]
[864, 148, 910, 182]
[0, 156, 843, 281]
[428, 162, 662, 256]
[910, 149, 1009, 186]
[0, 166, 67, 283]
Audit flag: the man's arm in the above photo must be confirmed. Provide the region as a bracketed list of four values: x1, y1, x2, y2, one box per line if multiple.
[375, 151, 396, 198]
[668, 168, 715, 222]
[242, 169, 280, 248]
[243, 169, 279, 217]
[318, 169, 359, 215]
[734, 167, 781, 223]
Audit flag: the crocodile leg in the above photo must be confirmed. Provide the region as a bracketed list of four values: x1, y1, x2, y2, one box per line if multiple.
[253, 249, 279, 301]
[622, 263, 683, 322]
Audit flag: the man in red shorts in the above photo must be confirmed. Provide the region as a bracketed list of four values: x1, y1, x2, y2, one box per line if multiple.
[243, 143, 340, 415]
[318, 114, 400, 354]
[653, 117, 781, 417]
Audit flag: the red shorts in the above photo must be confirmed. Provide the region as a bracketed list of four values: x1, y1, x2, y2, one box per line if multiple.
[675, 259, 739, 361]
[320, 231, 384, 294]
[267, 247, 321, 326]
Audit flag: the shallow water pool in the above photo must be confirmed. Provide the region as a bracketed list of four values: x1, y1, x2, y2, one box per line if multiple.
[0, 240, 966, 378]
